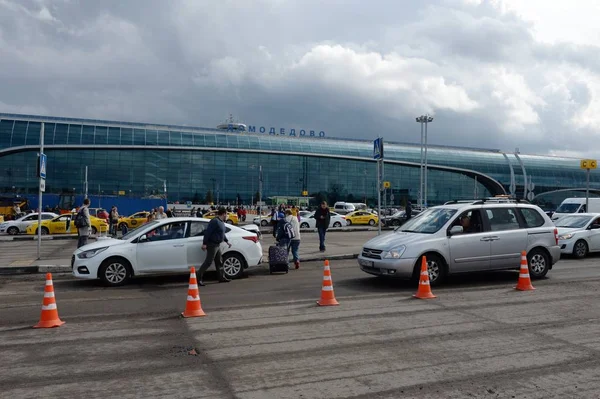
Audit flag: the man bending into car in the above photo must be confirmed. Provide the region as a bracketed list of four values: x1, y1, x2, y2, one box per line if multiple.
[197, 207, 232, 286]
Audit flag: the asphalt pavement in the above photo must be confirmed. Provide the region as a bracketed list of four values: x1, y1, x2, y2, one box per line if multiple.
[2, 255, 600, 398]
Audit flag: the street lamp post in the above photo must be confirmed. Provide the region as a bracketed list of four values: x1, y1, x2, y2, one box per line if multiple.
[416, 115, 434, 208]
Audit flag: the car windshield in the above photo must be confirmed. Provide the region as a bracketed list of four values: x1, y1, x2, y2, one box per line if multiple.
[121, 221, 160, 240]
[396, 207, 457, 234]
[555, 215, 593, 229]
[556, 203, 581, 213]
[391, 211, 405, 218]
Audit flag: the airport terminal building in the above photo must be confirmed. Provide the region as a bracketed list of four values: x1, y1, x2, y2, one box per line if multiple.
[0, 112, 598, 209]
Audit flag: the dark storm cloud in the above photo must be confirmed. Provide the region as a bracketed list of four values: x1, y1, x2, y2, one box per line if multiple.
[0, 0, 598, 156]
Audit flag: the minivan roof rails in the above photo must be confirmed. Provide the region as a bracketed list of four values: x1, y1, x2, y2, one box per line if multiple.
[444, 197, 530, 205]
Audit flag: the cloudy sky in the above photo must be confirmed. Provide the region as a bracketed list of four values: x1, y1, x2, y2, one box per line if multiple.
[0, 0, 599, 157]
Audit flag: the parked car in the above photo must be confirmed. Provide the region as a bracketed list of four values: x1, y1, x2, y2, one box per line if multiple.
[299, 211, 347, 229]
[358, 199, 560, 285]
[203, 210, 238, 225]
[345, 211, 379, 226]
[0, 212, 58, 235]
[253, 215, 272, 226]
[72, 217, 263, 286]
[89, 208, 109, 222]
[555, 213, 600, 258]
[26, 213, 109, 235]
[381, 210, 422, 227]
[118, 212, 151, 230]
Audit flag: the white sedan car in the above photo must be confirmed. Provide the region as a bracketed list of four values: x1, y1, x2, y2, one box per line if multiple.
[253, 215, 273, 226]
[72, 217, 263, 286]
[0, 212, 58, 235]
[556, 213, 600, 258]
[299, 211, 347, 229]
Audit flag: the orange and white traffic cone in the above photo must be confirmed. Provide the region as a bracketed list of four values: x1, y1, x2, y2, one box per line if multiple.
[413, 256, 436, 299]
[317, 260, 339, 306]
[181, 267, 206, 317]
[515, 251, 535, 291]
[34, 273, 65, 328]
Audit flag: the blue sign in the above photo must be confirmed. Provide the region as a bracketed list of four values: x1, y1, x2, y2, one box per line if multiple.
[373, 138, 383, 160]
[226, 124, 326, 138]
[39, 153, 47, 179]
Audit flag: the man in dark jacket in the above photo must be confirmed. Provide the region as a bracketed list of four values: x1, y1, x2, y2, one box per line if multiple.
[197, 207, 232, 286]
[405, 201, 412, 221]
[314, 201, 331, 252]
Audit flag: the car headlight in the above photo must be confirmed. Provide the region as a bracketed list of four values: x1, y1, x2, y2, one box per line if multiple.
[77, 247, 108, 259]
[558, 233, 574, 240]
[0, 223, 7, 228]
[384, 245, 406, 259]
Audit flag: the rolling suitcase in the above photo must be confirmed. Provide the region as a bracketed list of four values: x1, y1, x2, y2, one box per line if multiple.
[269, 244, 289, 274]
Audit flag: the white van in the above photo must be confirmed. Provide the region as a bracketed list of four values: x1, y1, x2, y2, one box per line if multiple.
[552, 198, 600, 221]
[333, 202, 356, 215]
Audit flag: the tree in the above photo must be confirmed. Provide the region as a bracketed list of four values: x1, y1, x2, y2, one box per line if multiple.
[205, 190, 214, 205]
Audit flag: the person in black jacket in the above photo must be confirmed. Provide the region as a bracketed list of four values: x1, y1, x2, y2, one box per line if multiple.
[405, 201, 412, 221]
[197, 207, 232, 286]
[314, 201, 331, 252]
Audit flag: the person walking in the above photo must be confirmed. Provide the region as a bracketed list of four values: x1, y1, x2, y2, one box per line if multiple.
[405, 201, 413, 221]
[314, 201, 331, 252]
[286, 209, 301, 269]
[74, 198, 91, 248]
[156, 206, 167, 220]
[109, 206, 119, 237]
[197, 207, 232, 286]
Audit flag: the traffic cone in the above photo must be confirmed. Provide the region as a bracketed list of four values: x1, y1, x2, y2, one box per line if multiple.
[413, 256, 436, 299]
[181, 267, 206, 317]
[317, 260, 339, 306]
[515, 251, 535, 291]
[34, 273, 65, 328]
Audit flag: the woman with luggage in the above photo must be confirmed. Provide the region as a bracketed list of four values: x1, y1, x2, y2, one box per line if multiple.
[286, 209, 301, 269]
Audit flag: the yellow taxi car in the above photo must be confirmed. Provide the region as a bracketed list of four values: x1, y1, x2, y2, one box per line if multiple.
[203, 211, 238, 225]
[26, 214, 109, 235]
[117, 211, 151, 230]
[345, 211, 379, 226]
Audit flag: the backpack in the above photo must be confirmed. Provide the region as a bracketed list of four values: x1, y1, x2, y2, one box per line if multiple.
[283, 221, 296, 239]
[74, 208, 89, 228]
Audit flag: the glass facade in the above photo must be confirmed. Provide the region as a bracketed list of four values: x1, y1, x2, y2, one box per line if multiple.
[0, 113, 598, 208]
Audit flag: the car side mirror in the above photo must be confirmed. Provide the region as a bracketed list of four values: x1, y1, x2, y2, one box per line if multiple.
[138, 234, 148, 243]
[448, 225, 463, 236]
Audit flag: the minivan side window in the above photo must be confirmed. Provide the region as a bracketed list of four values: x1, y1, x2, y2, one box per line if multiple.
[518, 208, 545, 228]
[486, 208, 520, 231]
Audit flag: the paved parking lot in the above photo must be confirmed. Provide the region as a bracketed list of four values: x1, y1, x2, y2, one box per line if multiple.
[2, 255, 600, 398]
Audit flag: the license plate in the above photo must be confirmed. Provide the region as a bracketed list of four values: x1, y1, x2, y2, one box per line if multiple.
[359, 259, 374, 268]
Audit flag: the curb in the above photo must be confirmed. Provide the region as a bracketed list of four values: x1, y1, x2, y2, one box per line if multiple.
[0, 254, 359, 275]
[0, 235, 101, 242]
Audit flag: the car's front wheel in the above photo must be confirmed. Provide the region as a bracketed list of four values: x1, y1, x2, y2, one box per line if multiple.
[414, 253, 447, 286]
[392, 219, 401, 226]
[368, 219, 376, 226]
[528, 249, 550, 279]
[300, 222, 309, 228]
[260, 220, 268, 226]
[99, 258, 131, 286]
[573, 240, 588, 259]
[7, 226, 19, 235]
[226, 219, 234, 225]
[36, 227, 49, 235]
[347, 220, 352, 226]
[222, 253, 245, 279]
[333, 221, 342, 227]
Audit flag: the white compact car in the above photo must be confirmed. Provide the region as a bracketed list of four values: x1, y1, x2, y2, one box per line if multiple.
[0, 212, 58, 235]
[556, 213, 600, 258]
[253, 215, 273, 226]
[72, 217, 263, 286]
[299, 211, 347, 229]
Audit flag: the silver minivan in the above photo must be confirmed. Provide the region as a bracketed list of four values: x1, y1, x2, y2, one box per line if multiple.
[358, 200, 561, 285]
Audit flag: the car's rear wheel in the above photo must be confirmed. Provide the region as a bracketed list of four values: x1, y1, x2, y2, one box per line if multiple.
[333, 221, 342, 227]
[527, 248, 550, 279]
[222, 253, 245, 279]
[99, 258, 131, 286]
[260, 220, 268, 226]
[573, 240, 588, 259]
[346, 220, 352, 226]
[368, 219, 376, 226]
[300, 222, 309, 228]
[414, 253, 447, 286]
[226, 219, 234, 225]
[7, 226, 19, 235]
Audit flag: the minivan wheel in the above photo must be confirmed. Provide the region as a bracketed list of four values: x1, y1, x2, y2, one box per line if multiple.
[527, 249, 549, 279]
[414, 253, 446, 286]
[573, 240, 588, 259]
